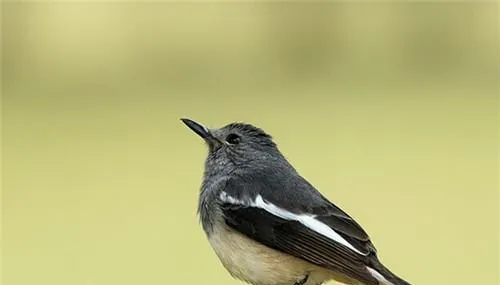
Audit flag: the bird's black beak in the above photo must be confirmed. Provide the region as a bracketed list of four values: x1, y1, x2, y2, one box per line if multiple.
[181, 118, 220, 146]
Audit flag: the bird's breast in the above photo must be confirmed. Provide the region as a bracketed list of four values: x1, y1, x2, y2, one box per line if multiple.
[207, 219, 331, 285]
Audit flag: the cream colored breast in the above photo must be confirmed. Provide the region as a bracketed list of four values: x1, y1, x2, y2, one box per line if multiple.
[207, 222, 332, 285]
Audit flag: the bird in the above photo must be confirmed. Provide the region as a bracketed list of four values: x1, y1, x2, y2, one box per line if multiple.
[181, 118, 411, 285]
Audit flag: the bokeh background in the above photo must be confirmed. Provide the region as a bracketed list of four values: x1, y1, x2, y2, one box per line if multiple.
[2, 2, 499, 285]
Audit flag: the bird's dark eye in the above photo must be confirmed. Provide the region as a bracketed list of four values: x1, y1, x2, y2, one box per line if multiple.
[225, 133, 241, 145]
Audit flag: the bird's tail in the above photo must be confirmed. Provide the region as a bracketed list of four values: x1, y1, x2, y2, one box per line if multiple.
[367, 257, 411, 285]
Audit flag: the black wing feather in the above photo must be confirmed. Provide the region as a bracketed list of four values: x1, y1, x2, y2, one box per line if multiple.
[315, 214, 376, 255]
[221, 169, 375, 255]
[221, 203, 379, 285]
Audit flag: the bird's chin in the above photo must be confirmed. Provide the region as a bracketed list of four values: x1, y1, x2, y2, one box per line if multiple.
[206, 140, 223, 153]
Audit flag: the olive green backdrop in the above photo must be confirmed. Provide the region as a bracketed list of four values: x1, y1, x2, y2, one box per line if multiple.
[2, 2, 498, 285]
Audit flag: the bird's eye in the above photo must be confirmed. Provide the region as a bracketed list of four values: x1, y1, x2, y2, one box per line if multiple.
[225, 133, 241, 145]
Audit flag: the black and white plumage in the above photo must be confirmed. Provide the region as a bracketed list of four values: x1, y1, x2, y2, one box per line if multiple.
[182, 119, 411, 285]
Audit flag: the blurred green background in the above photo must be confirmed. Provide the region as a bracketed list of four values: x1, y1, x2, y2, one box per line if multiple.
[2, 2, 498, 285]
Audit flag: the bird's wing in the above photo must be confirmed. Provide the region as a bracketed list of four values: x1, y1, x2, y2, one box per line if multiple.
[218, 178, 380, 284]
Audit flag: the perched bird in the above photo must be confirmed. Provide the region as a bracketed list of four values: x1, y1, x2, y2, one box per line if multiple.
[181, 118, 411, 285]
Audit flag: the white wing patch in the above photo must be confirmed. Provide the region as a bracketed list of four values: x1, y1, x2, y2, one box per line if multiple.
[219, 191, 245, 205]
[367, 267, 394, 285]
[219, 192, 367, 256]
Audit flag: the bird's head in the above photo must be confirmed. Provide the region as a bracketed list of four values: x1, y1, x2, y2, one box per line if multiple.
[181, 118, 283, 170]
